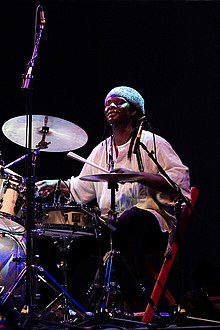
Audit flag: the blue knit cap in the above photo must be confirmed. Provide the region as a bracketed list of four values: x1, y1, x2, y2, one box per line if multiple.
[105, 86, 145, 118]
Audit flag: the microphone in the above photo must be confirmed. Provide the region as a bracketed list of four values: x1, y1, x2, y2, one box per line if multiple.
[133, 118, 145, 154]
[54, 179, 61, 204]
[39, 5, 47, 41]
[39, 6, 46, 26]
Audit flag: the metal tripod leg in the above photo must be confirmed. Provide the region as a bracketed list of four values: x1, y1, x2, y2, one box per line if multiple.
[100, 249, 122, 314]
[0, 266, 27, 307]
[0, 263, 89, 322]
[84, 248, 122, 316]
[35, 264, 88, 319]
[50, 235, 73, 321]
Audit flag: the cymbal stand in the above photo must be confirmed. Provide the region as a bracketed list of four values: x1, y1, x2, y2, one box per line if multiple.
[0, 260, 88, 320]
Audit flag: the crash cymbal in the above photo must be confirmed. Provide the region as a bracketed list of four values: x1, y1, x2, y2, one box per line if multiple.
[2, 115, 88, 152]
[80, 173, 143, 183]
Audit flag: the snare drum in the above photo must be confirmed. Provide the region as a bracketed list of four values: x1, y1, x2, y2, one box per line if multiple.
[35, 203, 100, 237]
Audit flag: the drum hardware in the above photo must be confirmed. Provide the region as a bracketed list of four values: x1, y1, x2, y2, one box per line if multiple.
[80, 175, 159, 321]
[0, 214, 90, 324]
[0, 166, 90, 324]
[0, 265, 27, 308]
[0, 261, 88, 323]
[46, 235, 75, 322]
[79, 173, 123, 315]
[0, 191, 91, 327]
[53, 235, 74, 291]
[30, 204, 101, 322]
[1, 81, 93, 326]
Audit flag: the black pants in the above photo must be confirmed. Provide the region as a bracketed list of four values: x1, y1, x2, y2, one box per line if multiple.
[112, 207, 169, 310]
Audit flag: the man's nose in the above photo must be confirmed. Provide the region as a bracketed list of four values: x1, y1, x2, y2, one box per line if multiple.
[108, 102, 117, 108]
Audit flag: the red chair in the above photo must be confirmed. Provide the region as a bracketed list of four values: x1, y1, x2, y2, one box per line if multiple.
[141, 186, 199, 323]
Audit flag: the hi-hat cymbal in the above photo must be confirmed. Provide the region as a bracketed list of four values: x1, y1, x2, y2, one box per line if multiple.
[2, 115, 88, 152]
[80, 173, 143, 183]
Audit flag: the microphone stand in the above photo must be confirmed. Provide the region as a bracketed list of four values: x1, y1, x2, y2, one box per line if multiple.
[20, 4, 46, 320]
[139, 141, 191, 208]
[15, 7, 89, 327]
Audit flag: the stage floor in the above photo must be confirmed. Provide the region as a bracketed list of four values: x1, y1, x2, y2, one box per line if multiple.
[1, 311, 220, 330]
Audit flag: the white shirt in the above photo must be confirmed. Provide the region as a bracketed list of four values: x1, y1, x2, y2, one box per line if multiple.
[69, 130, 191, 234]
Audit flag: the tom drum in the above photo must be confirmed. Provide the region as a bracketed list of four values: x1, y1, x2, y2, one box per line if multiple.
[0, 173, 25, 231]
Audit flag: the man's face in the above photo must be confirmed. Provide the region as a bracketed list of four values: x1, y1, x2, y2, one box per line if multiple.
[104, 96, 135, 125]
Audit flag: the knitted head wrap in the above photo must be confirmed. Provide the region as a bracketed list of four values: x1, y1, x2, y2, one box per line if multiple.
[105, 86, 145, 119]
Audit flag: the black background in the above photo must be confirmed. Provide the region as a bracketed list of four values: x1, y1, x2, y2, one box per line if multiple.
[1, 0, 220, 304]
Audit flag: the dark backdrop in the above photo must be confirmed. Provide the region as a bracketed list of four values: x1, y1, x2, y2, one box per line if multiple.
[1, 0, 220, 306]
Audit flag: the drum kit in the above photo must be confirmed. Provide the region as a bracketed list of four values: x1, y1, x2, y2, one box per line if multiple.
[0, 114, 143, 327]
[0, 115, 92, 322]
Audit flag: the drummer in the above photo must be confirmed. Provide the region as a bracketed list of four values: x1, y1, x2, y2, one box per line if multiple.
[36, 86, 191, 312]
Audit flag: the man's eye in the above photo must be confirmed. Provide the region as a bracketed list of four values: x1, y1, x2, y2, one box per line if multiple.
[116, 100, 125, 105]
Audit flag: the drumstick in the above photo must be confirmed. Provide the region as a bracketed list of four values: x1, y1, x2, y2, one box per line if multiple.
[0, 165, 22, 178]
[67, 151, 109, 173]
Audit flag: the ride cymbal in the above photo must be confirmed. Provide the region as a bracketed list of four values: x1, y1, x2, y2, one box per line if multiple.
[2, 115, 88, 152]
[80, 173, 143, 183]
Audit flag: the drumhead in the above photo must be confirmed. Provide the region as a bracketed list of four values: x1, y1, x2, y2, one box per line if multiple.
[0, 212, 25, 234]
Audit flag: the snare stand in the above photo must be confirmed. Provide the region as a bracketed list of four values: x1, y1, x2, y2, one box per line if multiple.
[50, 234, 74, 322]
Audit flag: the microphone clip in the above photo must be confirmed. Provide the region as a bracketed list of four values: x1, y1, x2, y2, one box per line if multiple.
[133, 119, 145, 154]
[39, 5, 46, 29]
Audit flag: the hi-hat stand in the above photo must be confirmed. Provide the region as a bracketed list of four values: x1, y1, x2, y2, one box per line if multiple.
[83, 179, 159, 324]
[98, 181, 120, 315]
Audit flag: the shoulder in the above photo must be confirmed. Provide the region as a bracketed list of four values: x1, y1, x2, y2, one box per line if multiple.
[142, 130, 169, 145]
[141, 130, 178, 156]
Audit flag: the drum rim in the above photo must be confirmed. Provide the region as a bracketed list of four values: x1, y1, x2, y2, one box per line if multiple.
[0, 211, 25, 234]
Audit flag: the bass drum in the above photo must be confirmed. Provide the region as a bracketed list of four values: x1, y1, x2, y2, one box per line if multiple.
[0, 214, 26, 319]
